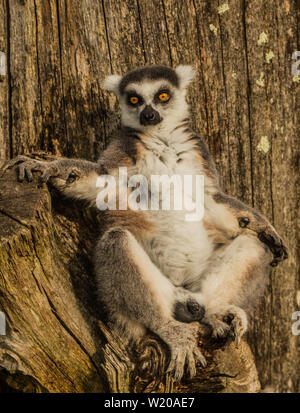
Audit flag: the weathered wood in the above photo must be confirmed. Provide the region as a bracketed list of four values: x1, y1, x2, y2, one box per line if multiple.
[0, 166, 260, 393]
[243, 0, 299, 392]
[0, 0, 299, 392]
[56, 0, 112, 159]
[33, 0, 66, 156]
[8, 0, 43, 156]
[0, 0, 9, 160]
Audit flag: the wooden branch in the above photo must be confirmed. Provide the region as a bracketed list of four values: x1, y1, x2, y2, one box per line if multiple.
[0, 164, 260, 393]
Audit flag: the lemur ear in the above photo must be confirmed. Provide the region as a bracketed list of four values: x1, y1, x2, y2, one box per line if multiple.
[102, 74, 122, 95]
[175, 65, 196, 89]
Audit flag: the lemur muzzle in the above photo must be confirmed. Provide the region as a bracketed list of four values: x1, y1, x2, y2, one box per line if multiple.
[140, 104, 161, 126]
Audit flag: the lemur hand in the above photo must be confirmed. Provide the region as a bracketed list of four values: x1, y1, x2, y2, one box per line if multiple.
[0, 155, 81, 186]
[257, 230, 288, 267]
[238, 216, 288, 266]
[1, 155, 60, 185]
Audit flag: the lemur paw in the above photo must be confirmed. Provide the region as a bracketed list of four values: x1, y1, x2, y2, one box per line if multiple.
[238, 215, 288, 267]
[0, 155, 82, 187]
[164, 322, 206, 381]
[173, 298, 205, 323]
[0, 155, 61, 185]
[202, 305, 248, 345]
[258, 231, 288, 267]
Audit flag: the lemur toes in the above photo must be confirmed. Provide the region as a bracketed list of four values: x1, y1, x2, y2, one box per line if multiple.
[203, 306, 247, 346]
[167, 344, 207, 381]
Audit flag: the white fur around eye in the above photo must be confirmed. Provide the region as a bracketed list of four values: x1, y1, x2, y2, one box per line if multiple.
[102, 74, 122, 95]
[175, 65, 196, 89]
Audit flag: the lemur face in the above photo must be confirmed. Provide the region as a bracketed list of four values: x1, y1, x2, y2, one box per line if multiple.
[103, 65, 195, 133]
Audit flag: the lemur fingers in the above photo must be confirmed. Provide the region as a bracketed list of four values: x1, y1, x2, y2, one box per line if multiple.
[1, 156, 89, 190]
[0, 155, 34, 176]
[0, 155, 60, 184]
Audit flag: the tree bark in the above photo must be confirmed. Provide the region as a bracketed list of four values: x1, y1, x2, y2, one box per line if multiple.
[0, 0, 299, 392]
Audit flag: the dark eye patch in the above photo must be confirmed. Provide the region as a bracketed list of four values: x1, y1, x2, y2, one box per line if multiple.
[154, 88, 172, 104]
[126, 91, 144, 106]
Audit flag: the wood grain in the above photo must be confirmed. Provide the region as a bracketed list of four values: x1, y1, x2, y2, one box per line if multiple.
[0, 0, 298, 392]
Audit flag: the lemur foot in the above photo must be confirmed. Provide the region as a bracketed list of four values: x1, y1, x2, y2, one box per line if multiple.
[173, 298, 205, 323]
[202, 305, 248, 345]
[163, 321, 206, 381]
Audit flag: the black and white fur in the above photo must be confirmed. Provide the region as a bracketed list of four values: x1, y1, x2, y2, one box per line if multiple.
[2, 65, 288, 381]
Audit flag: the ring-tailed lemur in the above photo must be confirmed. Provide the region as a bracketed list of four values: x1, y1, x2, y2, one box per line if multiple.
[2, 65, 288, 381]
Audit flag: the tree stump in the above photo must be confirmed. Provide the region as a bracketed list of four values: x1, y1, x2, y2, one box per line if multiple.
[0, 162, 260, 393]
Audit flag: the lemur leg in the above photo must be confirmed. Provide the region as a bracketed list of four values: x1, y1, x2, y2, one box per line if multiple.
[210, 192, 288, 267]
[200, 234, 272, 342]
[94, 227, 206, 380]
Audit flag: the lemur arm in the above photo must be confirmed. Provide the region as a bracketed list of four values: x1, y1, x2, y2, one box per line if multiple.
[205, 190, 288, 266]
[0, 139, 129, 205]
[195, 137, 288, 265]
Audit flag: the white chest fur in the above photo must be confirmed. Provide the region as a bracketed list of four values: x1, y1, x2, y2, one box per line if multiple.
[132, 130, 214, 287]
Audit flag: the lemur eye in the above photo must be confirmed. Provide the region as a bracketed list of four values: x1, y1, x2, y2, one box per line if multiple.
[158, 92, 170, 102]
[67, 172, 79, 184]
[129, 96, 139, 105]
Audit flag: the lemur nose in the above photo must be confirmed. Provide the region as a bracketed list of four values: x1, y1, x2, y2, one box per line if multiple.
[145, 112, 155, 120]
[140, 104, 161, 126]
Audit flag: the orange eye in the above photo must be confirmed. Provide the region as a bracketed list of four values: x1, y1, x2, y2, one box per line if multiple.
[158, 92, 169, 102]
[129, 96, 139, 104]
